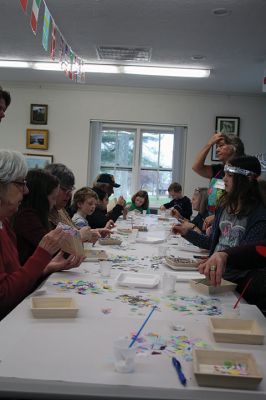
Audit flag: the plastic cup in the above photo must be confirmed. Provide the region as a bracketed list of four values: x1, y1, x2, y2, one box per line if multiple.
[142, 210, 147, 216]
[162, 272, 176, 295]
[157, 244, 168, 257]
[128, 229, 138, 244]
[222, 303, 240, 318]
[99, 261, 112, 277]
[114, 338, 136, 373]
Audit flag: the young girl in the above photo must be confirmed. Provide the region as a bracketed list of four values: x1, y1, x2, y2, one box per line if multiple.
[72, 187, 98, 228]
[172, 187, 208, 232]
[173, 155, 266, 283]
[127, 190, 150, 214]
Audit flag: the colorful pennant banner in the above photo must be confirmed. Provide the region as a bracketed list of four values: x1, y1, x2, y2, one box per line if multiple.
[42, 4, 51, 51]
[20, 0, 28, 13]
[19, 0, 85, 82]
[31, 0, 42, 35]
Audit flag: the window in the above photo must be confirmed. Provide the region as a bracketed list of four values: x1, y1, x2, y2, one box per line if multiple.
[88, 122, 186, 207]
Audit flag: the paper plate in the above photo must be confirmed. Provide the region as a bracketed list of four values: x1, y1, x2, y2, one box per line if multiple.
[164, 256, 198, 271]
[136, 236, 164, 244]
[116, 272, 160, 288]
[177, 244, 209, 254]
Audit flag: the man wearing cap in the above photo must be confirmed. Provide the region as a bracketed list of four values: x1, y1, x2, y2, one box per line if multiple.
[87, 173, 126, 228]
[94, 173, 121, 197]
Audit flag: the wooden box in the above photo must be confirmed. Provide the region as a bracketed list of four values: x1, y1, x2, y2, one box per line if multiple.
[190, 278, 237, 295]
[193, 349, 262, 389]
[31, 297, 79, 318]
[209, 318, 264, 345]
[84, 249, 108, 261]
[98, 237, 122, 246]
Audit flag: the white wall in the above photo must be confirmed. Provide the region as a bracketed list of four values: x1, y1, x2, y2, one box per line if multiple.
[1, 83, 265, 197]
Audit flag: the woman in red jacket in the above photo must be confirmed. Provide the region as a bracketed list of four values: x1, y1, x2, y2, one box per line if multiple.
[0, 150, 83, 320]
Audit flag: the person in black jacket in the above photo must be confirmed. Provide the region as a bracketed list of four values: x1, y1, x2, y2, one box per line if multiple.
[160, 182, 192, 220]
[87, 187, 125, 228]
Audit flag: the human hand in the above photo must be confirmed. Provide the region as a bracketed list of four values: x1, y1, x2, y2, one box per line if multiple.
[117, 196, 126, 207]
[160, 205, 166, 211]
[79, 226, 93, 242]
[39, 227, 67, 256]
[203, 215, 215, 231]
[89, 229, 101, 244]
[105, 219, 115, 230]
[171, 220, 193, 235]
[44, 251, 85, 274]
[198, 252, 228, 286]
[171, 208, 181, 219]
[207, 132, 223, 147]
[99, 228, 112, 238]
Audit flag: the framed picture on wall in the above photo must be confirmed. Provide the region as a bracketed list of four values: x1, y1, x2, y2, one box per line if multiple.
[211, 116, 240, 161]
[30, 104, 48, 125]
[24, 154, 53, 169]
[26, 129, 49, 150]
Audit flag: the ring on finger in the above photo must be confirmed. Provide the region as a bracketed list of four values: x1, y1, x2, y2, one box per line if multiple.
[210, 265, 217, 272]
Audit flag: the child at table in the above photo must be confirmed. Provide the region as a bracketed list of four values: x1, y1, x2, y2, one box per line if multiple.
[72, 187, 99, 228]
[127, 190, 151, 214]
[160, 182, 192, 220]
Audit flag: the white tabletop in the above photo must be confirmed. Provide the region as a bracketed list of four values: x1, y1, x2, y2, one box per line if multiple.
[0, 214, 265, 399]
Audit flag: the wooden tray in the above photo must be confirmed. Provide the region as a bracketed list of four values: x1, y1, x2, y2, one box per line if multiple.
[31, 297, 79, 318]
[165, 256, 198, 271]
[190, 278, 237, 295]
[193, 349, 263, 389]
[98, 237, 122, 246]
[117, 227, 132, 235]
[209, 318, 265, 345]
[132, 225, 148, 232]
[84, 249, 108, 261]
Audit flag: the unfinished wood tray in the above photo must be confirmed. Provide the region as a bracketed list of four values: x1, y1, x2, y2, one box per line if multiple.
[117, 227, 132, 235]
[190, 278, 237, 295]
[165, 256, 198, 271]
[209, 318, 264, 345]
[132, 224, 148, 232]
[193, 349, 263, 390]
[98, 237, 122, 246]
[31, 297, 79, 318]
[84, 249, 108, 261]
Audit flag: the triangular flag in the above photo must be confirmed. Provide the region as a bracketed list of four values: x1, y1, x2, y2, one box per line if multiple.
[31, 0, 42, 35]
[20, 0, 28, 12]
[50, 22, 56, 60]
[42, 4, 51, 51]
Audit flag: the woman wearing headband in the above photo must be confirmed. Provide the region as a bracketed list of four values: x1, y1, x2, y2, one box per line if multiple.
[173, 155, 266, 283]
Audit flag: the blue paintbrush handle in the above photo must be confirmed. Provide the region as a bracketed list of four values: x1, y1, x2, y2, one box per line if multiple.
[172, 357, 187, 386]
[129, 305, 157, 348]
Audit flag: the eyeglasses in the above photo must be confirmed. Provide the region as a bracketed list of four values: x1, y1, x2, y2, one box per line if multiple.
[11, 180, 27, 188]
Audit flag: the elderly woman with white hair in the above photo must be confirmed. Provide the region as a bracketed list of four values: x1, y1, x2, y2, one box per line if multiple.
[0, 150, 83, 320]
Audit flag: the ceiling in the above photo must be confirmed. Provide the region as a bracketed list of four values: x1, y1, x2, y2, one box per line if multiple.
[1, 0, 266, 94]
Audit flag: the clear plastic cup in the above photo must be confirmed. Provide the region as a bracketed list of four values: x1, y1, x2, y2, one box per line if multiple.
[114, 338, 136, 373]
[162, 272, 176, 295]
[222, 302, 240, 318]
[99, 261, 112, 277]
[128, 229, 138, 244]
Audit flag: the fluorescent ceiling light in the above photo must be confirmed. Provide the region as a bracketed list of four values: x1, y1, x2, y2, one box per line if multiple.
[0, 60, 210, 78]
[0, 60, 29, 68]
[33, 62, 61, 71]
[123, 66, 210, 78]
[83, 64, 119, 73]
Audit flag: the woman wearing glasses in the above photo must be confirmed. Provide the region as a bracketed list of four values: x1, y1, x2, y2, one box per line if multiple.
[0, 150, 83, 320]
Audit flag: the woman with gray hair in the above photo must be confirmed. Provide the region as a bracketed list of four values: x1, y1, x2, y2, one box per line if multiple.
[0, 150, 83, 320]
[192, 132, 245, 227]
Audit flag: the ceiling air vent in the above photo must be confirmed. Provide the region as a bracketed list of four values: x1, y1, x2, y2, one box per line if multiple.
[96, 46, 152, 62]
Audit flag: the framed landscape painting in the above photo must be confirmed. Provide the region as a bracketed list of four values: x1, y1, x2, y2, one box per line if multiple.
[24, 154, 53, 169]
[26, 129, 49, 150]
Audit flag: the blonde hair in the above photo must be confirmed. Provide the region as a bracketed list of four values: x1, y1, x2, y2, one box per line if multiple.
[72, 187, 98, 212]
